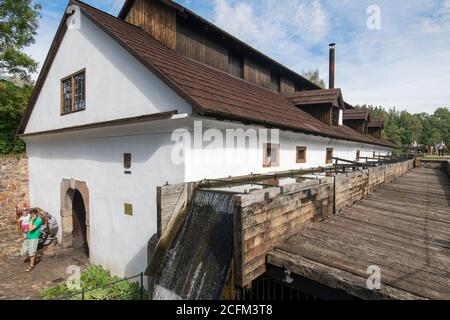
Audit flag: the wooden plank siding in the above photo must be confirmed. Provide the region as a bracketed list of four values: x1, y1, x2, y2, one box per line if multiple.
[298, 104, 333, 126]
[120, 0, 325, 99]
[125, 0, 177, 49]
[176, 19, 229, 72]
[244, 58, 271, 89]
[280, 77, 296, 95]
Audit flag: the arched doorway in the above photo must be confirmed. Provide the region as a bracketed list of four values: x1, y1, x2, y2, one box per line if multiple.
[60, 179, 90, 257]
[72, 190, 89, 256]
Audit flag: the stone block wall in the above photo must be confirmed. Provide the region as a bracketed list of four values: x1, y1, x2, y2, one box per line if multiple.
[0, 154, 29, 223]
[368, 165, 386, 193]
[335, 170, 369, 213]
[233, 177, 335, 287]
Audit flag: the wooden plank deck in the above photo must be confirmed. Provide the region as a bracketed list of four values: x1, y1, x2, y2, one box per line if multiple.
[267, 167, 450, 300]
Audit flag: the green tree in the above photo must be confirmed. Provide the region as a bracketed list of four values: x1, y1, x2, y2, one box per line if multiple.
[0, 0, 40, 154]
[0, 80, 33, 153]
[0, 0, 41, 79]
[365, 105, 450, 151]
[433, 107, 450, 145]
[303, 69, 326, 89]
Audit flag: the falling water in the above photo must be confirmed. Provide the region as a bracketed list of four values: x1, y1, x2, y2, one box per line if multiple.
[153, 190, 236, 300]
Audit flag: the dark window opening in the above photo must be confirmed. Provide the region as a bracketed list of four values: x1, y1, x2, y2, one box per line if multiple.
[296, 146, 307, 164]
[326, 148, 334, 164]
[263, 143, 280, 168]
[124, 153, 132, 174]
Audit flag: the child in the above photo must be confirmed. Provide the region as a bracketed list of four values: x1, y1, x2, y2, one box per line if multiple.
[18, 205, 31, 239]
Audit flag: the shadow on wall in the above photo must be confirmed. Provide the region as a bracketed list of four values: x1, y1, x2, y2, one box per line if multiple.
[125, 242, 149, 290]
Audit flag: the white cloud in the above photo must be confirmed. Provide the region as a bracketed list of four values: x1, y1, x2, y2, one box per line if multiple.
[213, 0, 330, 49]
[420, 0, 450, 34]
[25, 0, 450, 114]
[210, 0, 450, 113]
[293, 0, 329, 43]
[213, 0, 260, 42]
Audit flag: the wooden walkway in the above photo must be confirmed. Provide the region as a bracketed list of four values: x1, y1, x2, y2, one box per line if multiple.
[267, 167, 450, 300]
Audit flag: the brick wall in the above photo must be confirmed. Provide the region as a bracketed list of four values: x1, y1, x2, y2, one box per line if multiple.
[0, 154, 29, 223]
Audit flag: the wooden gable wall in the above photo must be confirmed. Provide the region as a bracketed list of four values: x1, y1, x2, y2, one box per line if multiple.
[344, 119, 367, 135]
[368, 127, 382, 139]
[125, 0, 177, 49]
[177, 19, 229, 72]
[298, 104, 333, 126]
[122, 0, 315, 94]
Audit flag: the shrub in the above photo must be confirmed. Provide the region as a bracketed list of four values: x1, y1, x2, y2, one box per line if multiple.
[41, 265, 145, 300]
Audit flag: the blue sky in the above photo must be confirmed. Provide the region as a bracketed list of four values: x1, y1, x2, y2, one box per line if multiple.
[25, 0, 450, 114]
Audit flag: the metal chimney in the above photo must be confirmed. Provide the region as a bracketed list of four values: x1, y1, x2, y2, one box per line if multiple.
[329, 43, 336, 89]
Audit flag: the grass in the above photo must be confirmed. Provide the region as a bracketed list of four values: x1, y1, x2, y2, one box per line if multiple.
[420, 155, 450, 160]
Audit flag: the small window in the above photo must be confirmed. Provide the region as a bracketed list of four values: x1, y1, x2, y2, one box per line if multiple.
[263, 143, 280, 168]
[61, 69, 86, 115]
[296, 146, 307, 164]
[326, 148, 334, 164]
[356, 150, 361, 161]
[124, 153, 132, 174]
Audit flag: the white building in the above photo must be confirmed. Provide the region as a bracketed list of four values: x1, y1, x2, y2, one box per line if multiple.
[18, 0, 395, 277]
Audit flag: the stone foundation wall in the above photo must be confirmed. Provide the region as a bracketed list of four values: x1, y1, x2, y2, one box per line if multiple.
[233, 178, 335, 287]
[0, 154, 29, 223]
[335, 170, 369, 213]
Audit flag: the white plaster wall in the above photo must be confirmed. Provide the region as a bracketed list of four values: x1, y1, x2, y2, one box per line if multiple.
[183, 119, 391, 181]
[25, 128, 185, 277]
[24, 116, 390, 278]
[24, 13, 191, 134]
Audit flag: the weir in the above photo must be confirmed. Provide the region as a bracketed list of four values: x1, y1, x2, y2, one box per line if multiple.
[152, 190, 237, 300]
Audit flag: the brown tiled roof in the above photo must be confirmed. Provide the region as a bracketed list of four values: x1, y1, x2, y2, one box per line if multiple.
[343, 108, 371, 121]
[18, 0, 396, 149]
[287, 89, 343, 108]
[368, 119, 385, 128]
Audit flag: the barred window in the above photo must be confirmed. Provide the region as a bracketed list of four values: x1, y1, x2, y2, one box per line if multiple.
[62, 78, 72, 114]
[74, 72, 86, 111]
[61, 69, 86, 114]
